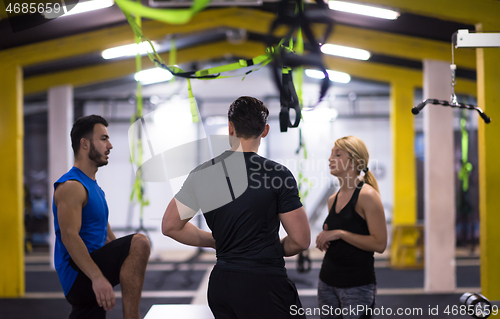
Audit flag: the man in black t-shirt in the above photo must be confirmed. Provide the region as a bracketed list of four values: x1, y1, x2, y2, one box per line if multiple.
[162, 96, 310, 319]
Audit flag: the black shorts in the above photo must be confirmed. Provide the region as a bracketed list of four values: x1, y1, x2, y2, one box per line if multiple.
[208, 266, 306, 319]
[65, 234, 135, 319]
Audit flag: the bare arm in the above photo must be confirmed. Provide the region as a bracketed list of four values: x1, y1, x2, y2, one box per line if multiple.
[161, 198, 215, 248]
[55, 181, 115, 310]
[279, 207, 311, 257]
[106, 222, 116, 244]
[340, 187, 387, 253]
[316, 187, 387, 253]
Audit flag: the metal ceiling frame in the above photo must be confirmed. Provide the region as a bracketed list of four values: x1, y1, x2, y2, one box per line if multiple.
[0, 7, 480, 96]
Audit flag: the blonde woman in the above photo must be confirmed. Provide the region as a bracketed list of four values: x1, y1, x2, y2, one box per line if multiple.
[316, 136, 387, 319]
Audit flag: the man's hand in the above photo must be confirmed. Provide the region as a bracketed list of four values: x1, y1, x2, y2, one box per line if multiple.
[279, 207, 311, 257]
[92, 275, 115, 311]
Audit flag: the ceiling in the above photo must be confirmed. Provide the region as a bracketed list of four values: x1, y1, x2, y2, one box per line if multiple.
[0, 0, 484, 107]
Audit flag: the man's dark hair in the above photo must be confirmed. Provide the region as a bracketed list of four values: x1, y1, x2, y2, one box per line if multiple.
[70, 115, 108, 156]
[228, 96, 269, 139]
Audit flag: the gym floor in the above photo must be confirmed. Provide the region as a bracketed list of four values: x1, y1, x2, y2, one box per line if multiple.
[0, 248, 481, 319]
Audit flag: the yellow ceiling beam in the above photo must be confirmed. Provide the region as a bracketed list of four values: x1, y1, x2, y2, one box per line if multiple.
[329, 25, 476, 70]
[2, 7, 479, 71]
[349, 0, 500, 26]
[323, 56, 477, 96]
[0, 1, 6, 21]
[194, 9, 476, 69]
[25, 40, 475, 97]
[1, 8, 274, 67]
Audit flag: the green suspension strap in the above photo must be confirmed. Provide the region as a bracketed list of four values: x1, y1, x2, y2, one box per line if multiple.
[115, 4, 289, 122]
[115, 0, 211, 25]
[129, 5, 151, 240]
[293, 2, 304, 109]
[458, 109, 473, 192]
[290, 23, 308, 202]
[116, 0, 334, 130]
[115, 2, 285, 79]
[169, 37, 176, 80]
[293, 23, 311, 273]
[293, 27, 304, 109]
[457, 109, 474, 247]
[296, 128, 312, 273]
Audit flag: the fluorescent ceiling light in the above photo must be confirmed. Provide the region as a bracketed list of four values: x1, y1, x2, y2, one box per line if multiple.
[44, 0, 113, 19]
[329, 1, 400, 20]
[102, 42, 158, 60]
[321, 44, 371, 60]
[64, 0, 114, 16]
[134, 68, 173, 85]
[305, 69, 351, 84]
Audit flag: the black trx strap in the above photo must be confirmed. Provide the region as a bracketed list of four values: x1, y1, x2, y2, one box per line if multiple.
[280, 69, 302, 132]
[269, 0, 335, 131]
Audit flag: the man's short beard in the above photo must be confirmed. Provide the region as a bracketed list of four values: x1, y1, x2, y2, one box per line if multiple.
[88, 141, 108, 167]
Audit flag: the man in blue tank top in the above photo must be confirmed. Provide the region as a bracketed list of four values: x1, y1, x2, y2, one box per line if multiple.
[53, 115, 150, 319]
[162, 96, 311, 318]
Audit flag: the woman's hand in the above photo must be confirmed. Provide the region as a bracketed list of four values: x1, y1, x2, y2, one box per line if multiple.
[315, 224, 343, 252]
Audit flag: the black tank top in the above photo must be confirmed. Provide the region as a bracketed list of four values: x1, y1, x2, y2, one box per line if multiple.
[319, 181, 376, 288]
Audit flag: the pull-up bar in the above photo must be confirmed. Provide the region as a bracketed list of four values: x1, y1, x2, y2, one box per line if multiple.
[411, 99, 491, 123]
[412, 29, 499, 123]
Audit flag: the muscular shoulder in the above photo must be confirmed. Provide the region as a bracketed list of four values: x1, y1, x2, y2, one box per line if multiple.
[251, 155, 291, 173]
[55, 180, 87, 207]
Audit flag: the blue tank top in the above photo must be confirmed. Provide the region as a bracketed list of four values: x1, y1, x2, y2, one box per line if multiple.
[52, 166, 109, 295]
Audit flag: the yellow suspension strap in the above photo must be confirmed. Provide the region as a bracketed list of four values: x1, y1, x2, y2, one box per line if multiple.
[292, 1, 305, 109]
[115, 0, 282, 79]
[117, 5, 200, 122]
[293, 27, 304, 109]
[279, 23, 304, 132]
[128, 4, 151, 240]
[269, 0, 332, 131]
[459, 110, 473, 193]
[115, 0, 211, 25]
[116, 0, 282, 81]
[169, 37, 176, 82]
[457, 109, 474, 246]
[291, 22, 311, 272]
[116, 3, 287, 122]
[296, 128, 312, 273]
[267, 0, 334, 116]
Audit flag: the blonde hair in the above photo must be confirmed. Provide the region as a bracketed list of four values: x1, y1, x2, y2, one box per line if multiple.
[334, 136, 380, 194]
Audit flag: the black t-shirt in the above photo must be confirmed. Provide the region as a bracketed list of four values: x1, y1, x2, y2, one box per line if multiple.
[175, 151, 303, 275]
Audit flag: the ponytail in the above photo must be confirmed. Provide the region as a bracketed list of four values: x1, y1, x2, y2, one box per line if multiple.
[363, 171, 380, 194]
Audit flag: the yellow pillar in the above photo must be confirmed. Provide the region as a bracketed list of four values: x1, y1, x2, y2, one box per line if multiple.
[0, 62, 24, 297]
[476, 22, 500, 301]
[389, 81, 419, 268]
